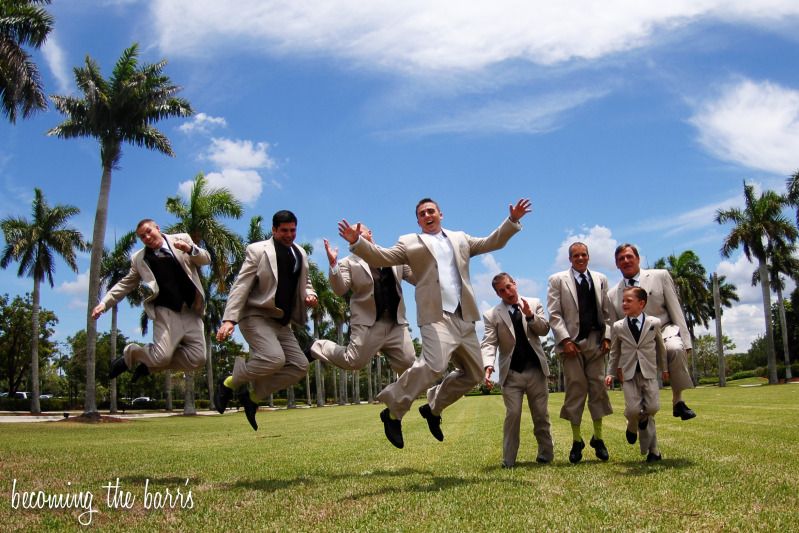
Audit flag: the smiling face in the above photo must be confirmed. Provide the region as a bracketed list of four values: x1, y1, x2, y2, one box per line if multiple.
[615, 246, 641, 279]
[416, 201, 443, 235]
[568, 243, 589, 273]
[272, 222, 297, 247]
[621, 287, 646, 317]
[136, 221, 164, 250]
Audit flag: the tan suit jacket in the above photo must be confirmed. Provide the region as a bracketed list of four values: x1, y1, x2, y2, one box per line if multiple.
[480, 297, 551, 386]
[350, 217, 521, 325]
[608, 269, 692, 350]
[100, 233, 210, 320]
[608, 315, 667, 381]
[223, 238, 316, 325]
[329, 256, 414, 326]
[546, 269, 611, 352]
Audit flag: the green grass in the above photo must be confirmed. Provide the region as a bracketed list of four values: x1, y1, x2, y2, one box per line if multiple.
[2, 384, 799, 531]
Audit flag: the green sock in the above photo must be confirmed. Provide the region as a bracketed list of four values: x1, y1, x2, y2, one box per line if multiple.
[593, 419, 603, 440]
[389, 411, 398, 420]
[223, 376, 234, 389]
[249, 390, 258, 403]
[571, 424, 582, 442]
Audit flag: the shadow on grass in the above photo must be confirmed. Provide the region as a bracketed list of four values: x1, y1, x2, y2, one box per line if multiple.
[231, 468, 428, 493]
[618, 457, 695, 476]
[120, 475, 202, 485]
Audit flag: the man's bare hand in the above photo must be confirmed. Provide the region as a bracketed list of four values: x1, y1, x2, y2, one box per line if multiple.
[172, 240, 192, 253]
[217, 321, 235, 342]
[338, 219, 361, 244]
[91, 303, 106, 320]
[508, 198, 532, 223]
[324, 239, 338, 267]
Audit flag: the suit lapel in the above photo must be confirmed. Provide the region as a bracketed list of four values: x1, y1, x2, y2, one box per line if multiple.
[589, 270, 603, 309]
[354, 255, 373, 282]
[266, 238, 278, 277]
[498, 304, 515, 340]
[565, 271, 579, 307]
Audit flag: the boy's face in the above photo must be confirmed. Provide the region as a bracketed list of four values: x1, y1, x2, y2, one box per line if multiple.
[622, 291, 646, 317]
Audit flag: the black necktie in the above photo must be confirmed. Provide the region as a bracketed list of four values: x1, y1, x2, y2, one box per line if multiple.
[627, 278, 636, 287]
[579, 273, 589, 291]
[629, 317, 640, 342]
[510, 304, 521, 323]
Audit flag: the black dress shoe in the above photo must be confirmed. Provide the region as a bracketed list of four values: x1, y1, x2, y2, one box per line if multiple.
[569, 440, 585, 464]
[536, 455, 551, 464]
[638, 417, 649, 430]
[237, 390, 258, 431]
[589, 436, 609, 461]
[418, 403, 444, 441]
[646, 452, 662, 463]
[673, 401, 696, 420]
[109, 356, 129, 380]
[131, 364, 150, 383]
[215, 378, 234, 414]
[626, 430, 637, 444]
[380, 408, 404, 448]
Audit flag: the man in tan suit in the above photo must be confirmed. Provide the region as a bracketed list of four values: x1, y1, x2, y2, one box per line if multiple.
[481, 272, 553, 467]
[307, 225, 416, 376]
[605, 286, 669, 462]
[608, 243, 696, 420]
[547, 242, 612, 464]
[338, 197, 532, 448]
[215, 210, 318, 430]
[92, 219, 210, 381]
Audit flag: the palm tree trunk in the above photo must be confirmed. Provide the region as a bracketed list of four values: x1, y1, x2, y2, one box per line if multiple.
[165, 373, 173, 411]
[183, 372, 196, 415]
[205, 331, 215, 411]
[110, 305, 118, 413]
[776, 283, 792, 380]
[353, 370, 360, 404]
[367, 360, 374, 403]
[30, 277, 41, 414]
[84, 164, 114, 416]
[337, 324, 346, 405]
[376, 355, 383, 392]
[313, 317, 324, 407]
[287, 386, 295, 408]
[758, 260, 778, 384]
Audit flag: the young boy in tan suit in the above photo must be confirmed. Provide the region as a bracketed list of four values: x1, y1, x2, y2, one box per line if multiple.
[605, 287, 669, 462]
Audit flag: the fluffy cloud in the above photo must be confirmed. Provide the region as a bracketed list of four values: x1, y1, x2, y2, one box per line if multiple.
[56, 271, 90, 310]
[179, 112, 227, 134]
[179, 169, 264, 205]
[207, 138, 275, 170]
[42, 34, 71, 94]
[553, 225, 619, 275]
[691, 79, 799, 175]
[150, 1, 799, 73]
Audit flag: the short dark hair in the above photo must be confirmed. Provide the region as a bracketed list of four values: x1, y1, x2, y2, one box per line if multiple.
[135, 219, 157, 231]
[491, 272, 514, 290]
[272, 210, 297, 228]
[615, 243, 639, 260]
[623, 286, 647, 303]
[568, 242, 588, 258]
[415, 198, 440, 217]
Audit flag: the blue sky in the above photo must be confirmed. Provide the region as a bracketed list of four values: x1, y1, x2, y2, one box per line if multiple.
[2, 1, 798, 354]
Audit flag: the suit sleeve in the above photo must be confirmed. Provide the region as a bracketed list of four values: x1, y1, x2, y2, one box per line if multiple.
[465, 217, 521, 257]
[661, 271, 692, 350]
[526, 299, 550, 337]
[222, 245, 260, 323]
[547, 276, 570, 345]
[480, 311, 499, 369]
[598, 274, 612, 341]
[608, 322, 621, 374]
[328, 259, 352, 297]
[351, 237, 408, 268]
[175, 233, 211, 267]
[100, 266, 141, 308]
[655, 324, 668, 371]
[401, 264, 417, 286]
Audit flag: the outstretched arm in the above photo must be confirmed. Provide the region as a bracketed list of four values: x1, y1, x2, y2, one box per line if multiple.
[508, 198, 532, 223]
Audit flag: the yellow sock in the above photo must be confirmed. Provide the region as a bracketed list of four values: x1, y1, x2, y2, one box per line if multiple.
[593, 419, 603, 440]
[249, 390, 258, 403]
[223, 376, 234, 389]
[571, 424, 581, 442]
[389, 411, 398, 420]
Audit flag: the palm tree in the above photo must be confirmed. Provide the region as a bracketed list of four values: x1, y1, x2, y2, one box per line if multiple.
[707, 273, 739, 316]
[48, 43, 192, 415]
[201, 278, 226, 410]
[787, 170, 799, 226]
[0, 188, 87, 413]
[0, 0, 53, 122]
[715, 182, 798, 384]
[165, 173, 243, 414]
[753, 241, 799, 380]
[99, 230, 138, 413]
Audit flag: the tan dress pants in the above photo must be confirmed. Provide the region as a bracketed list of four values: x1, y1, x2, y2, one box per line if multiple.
[501, 365, 553, 466]
[623, 371, 660, 455]
[559, 331, 613, 425]
[123, 305, 206, 371]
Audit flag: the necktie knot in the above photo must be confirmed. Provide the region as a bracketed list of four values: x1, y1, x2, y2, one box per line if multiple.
[627, 278, 636, 287]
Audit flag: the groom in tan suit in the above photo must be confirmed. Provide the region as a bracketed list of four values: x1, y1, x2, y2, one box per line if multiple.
[481, 272, 553, 467]
[547, 242, 612, 464]
[608, 243, 696, 420]
[308, 224, 416, 376]
[338, 197, 532, 448]
[215, 210, 318, 430]
[92, 219, 210, 380]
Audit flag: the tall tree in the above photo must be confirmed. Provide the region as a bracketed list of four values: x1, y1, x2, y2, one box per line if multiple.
[0, 0, 53, 122]
[787, 170, 799, 226]
[99, 230, 139, 413]
[48, 43, 192, 415]
[165, 173, 243, 414]
[715, 182, 798, 384]
[0, 293, 56, 395]
[707, 273, 739, 319]
[0, 188, 87, 412]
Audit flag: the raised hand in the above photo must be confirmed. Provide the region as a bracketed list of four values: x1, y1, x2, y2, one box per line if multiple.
[508, 198, 532, 223]
[338, 219, 361, 244]
[324, 239, 338, 267]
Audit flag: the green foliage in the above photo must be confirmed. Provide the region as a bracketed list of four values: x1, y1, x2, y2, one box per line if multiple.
[0, 293, 56, 392]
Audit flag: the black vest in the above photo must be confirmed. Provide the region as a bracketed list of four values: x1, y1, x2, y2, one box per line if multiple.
[274, 243, 301, 325]
[576, 272, 602, 341]
[509, 305, 540, 373]
[373, 267, 401, 321]
[143, 247, 196, 312]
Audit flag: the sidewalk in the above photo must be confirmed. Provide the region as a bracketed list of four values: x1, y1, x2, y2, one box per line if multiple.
[0, 410, 220, 423]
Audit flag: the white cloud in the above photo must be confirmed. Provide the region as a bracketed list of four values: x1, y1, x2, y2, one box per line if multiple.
[207, 138, 276, 170]
[698, 304, 762, 354]
[641, 194, 741, 236]
[179, 112, 227, 134]
[690, 79, 799, 175]
[715, 253, 761, 304]
[179, 169, 263, 205]
[391, 90, 606, 137]
[474, 253, 542, 315]
[553, 225, 618, 275]
[150, 1, 799, 73]
[42, 34, 71, 94]
[56, 271, 89, 296]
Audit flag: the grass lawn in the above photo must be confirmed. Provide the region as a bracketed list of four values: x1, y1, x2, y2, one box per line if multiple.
[2, 381, 798, 531]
